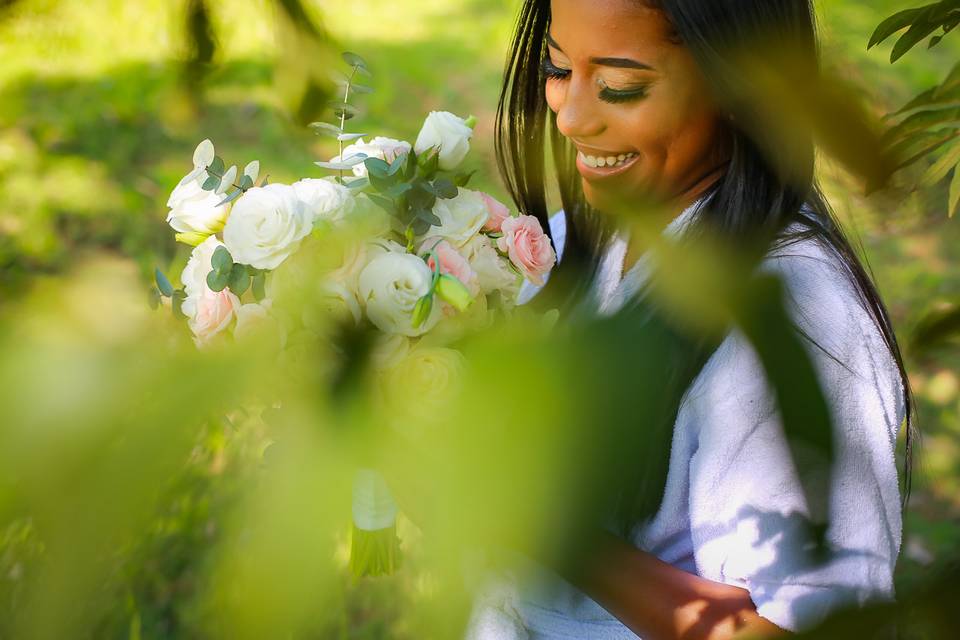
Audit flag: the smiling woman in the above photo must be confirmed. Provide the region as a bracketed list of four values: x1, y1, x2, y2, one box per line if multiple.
[476, 0, 916, 639]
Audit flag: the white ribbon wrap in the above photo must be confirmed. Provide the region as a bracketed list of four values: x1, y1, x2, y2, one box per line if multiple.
[352, 468, 399, 531]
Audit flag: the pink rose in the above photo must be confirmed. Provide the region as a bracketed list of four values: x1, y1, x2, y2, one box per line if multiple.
[183, 288, 240, 346]
[480, 193, 511, 233]
[419, 237, 480, 296]
[496, 215, 556, 287]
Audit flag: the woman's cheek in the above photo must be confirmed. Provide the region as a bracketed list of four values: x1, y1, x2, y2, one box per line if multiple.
[544, 81, 564, 115]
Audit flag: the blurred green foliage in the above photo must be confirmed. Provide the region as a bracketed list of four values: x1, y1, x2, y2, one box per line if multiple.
[0, 0, 959, 638]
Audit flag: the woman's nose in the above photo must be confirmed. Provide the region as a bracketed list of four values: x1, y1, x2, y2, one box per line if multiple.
[553, 76, 605, 140]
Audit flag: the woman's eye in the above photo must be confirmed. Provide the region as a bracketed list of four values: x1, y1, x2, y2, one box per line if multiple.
[541, 57, 571, 81]
[598, 85, 649, 104]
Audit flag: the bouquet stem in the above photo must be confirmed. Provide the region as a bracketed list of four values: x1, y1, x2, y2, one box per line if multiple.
[350, 468, 401, 577]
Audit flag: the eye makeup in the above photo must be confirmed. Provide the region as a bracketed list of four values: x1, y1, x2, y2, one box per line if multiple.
[541, 57, 649, 104]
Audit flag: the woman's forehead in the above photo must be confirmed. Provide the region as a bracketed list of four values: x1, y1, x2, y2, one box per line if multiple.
[549, 0, 673, 57]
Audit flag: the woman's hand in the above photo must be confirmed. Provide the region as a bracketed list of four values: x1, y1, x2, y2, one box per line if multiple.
[558, 530, 789, 640]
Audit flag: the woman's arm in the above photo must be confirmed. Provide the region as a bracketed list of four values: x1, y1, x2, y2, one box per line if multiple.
[561, 530, 789, 640]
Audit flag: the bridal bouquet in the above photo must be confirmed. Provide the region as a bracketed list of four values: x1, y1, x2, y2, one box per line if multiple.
[151, 52, 557, 577]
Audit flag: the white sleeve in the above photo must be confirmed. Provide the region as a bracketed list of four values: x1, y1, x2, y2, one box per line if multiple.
[684, 246, 905, 632]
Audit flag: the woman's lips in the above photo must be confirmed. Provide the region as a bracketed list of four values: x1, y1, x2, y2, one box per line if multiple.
[575, 150, 640, 180]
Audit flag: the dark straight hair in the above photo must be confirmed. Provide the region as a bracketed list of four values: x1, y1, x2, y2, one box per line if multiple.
[495, 0, 915, 526]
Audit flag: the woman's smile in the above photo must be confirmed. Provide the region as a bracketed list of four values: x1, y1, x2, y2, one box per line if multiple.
[575, 148, 641, 179]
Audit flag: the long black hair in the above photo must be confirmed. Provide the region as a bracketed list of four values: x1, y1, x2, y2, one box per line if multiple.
[495, 0, 916, 525]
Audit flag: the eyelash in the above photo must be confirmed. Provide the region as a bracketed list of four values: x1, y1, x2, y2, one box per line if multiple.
[540, 58, 648, 104]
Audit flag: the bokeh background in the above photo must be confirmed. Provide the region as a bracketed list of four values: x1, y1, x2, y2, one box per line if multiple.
[1, 0, 958, 637]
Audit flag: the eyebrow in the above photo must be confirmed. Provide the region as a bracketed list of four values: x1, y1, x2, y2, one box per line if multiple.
[546, 32, 655, 71]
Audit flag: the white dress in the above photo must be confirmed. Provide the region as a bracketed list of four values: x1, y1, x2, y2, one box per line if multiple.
[465, 197, 906, 639]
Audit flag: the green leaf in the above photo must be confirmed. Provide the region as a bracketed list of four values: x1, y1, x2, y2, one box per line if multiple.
[341, 51, 369, 70]
[384, 182, 413, 198]
[364, 157, 391, 177]
[929, 34, 944, 49]
[949, 158, 960, 217]
[337, 132, 367, 142]
[202, 174, 222, 191]
[431, 178, 458, 199]
[454, 170, 476, 187]
[171, 290, 188, 319]
[212, 245, 233, 273]
[387, 153, 407, 177]
[154, 268, 174, 297]
[411, 294, 433, 329]
[417, 147, 440, 175]
[344, 177, 370, 190]
[228, 263, 250, 295]
[415, 207, 442, 228]
[435, 274, 473, 312]
[148, 287, 161, 310]
[404, 150, 418, 180]
[309, 122, 343, 137]
[328, 102, 359, 121]
[209, 155, 225, 175]
[252, 272, 267, 302]
[367, 193, 397, 216]
[316, 161, 359, 171]
[888, 130, 959, 171]
[239, 174, 254, 190]
[868, 7, 925, 49]
[349, 83, 374, 94]
[890, 8, 946, 63]
[206, 269, 229, 292]
[919, 140, 960, 187]
[216, 189, 243, 207]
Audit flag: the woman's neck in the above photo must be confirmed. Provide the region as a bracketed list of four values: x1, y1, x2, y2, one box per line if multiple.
[621, 163, 726, 275]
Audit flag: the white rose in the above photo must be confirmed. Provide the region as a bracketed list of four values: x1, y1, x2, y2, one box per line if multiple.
[425, 188, 489, 247]
[180, 235, 224, 299]
[292, 177, 355, 222]
[414, 111, 474, 171]
[234, 299, 273, 340]
[332, 137, 412, 178]
[358, 252, 441, 336]
[166, 140, 230, 235]
[380, 345, 466, 435]
[223, 184, 313, 270]
[462, 235, 522, 298]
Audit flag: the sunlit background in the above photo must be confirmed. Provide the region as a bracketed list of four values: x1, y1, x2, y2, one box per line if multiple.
[1, 0, 958, 638]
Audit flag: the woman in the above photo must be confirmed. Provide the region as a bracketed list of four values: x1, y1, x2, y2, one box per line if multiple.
[467, 0, 914, 638]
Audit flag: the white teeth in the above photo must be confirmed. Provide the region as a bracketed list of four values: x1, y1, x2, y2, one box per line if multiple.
[579, 151, 637, 169]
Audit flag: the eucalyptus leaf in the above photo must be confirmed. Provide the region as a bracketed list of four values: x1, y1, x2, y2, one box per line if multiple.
[216, 189, 243, 207]
[349, 83, 374, 94]
[454, 170, 476, 187]
[154, 268, 175, 297]
[309, 122, 344, 137]
[252, 272, 267, 302]
[385, 182, 413, 199]
[338, 132, 368, 142]
[316, 161, 359, 171]
[328, 102, 359, 121]
[171, 290, 188, 319]
[432, 178, 458, 199]
[202, 174, 222, 191]
[345, 177, 370, 190]
[367, 193, 397, 216]
[243, 160, 260, 183]
[364, 157, 391, 177]
[341, 51, 369, 70]
[148, 287, 161, 310]
[341, 153, 369, 166]
[228, 264, 250, 295]
[239, 174, 254, 190]
[206, 269, 229, 293]
[212, 245, 233, 273]
[209, 155, 225, 175]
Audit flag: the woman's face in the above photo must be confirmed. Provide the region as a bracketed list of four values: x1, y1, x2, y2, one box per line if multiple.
[545, 0, 730, 213]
